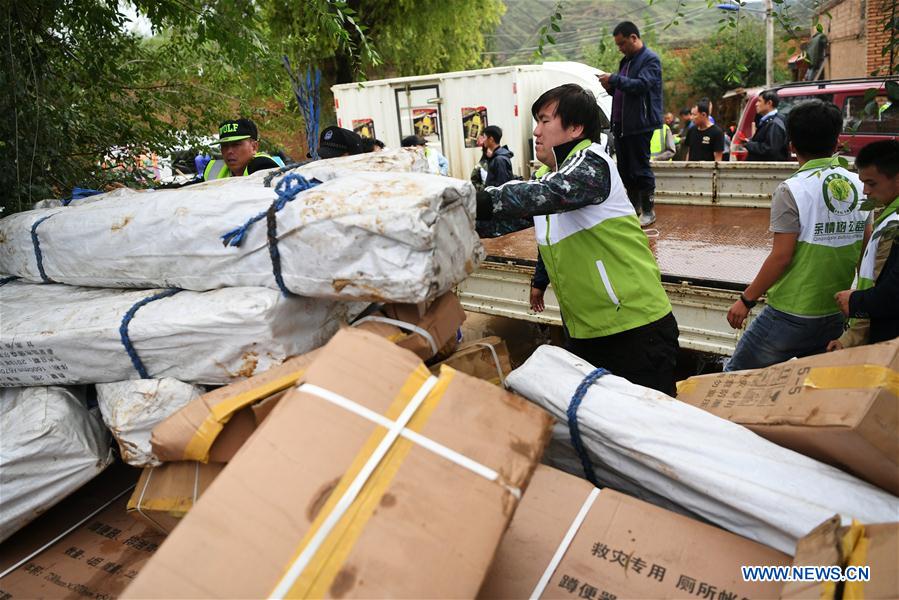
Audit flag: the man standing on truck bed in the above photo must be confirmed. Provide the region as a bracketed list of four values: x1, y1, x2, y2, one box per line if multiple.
[597, 21, 663, 228]
[203, 118, 280, 180]
[827, 140, 899, 351]
[725, 100, 871, 371]
[738, 90, 789, 162]
[476, 84, 679, 396]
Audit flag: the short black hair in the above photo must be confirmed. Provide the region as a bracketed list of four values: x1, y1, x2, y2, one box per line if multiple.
[759, 89, 780, 108]
[531, 84, 602, 140]
[856, 140, 899, 177]
[694, 99, 711, 116]
[362, 137, 385, 152]
[613, 21, 640, 38]
[483, 125, 503, 143]
[786, 99, 842, 157]
[401, 135, 426, 147]
[679, 107, 692, 116]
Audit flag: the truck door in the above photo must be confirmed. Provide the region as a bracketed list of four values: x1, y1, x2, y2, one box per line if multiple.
[395, 84, 445, 156]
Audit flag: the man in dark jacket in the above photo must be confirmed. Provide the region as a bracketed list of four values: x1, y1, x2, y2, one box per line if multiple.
[597, 21, 663, 227]
[482, 125, 516, 188]
[741, 90, 789, 161]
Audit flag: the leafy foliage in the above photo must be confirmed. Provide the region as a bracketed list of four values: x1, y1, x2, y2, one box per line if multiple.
[683, 19, 788, 101]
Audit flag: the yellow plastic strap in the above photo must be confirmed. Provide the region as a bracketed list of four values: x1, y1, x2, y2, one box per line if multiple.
[804, 365, 899, 397]
[181, 371, 305, 462]
[675, 378, 699, 396]
[841, 520, 868, 600]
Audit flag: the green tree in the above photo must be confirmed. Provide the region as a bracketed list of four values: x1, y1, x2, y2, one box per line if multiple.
[683, 20, 787, 101]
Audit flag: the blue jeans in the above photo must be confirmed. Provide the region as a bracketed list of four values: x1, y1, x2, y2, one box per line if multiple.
[724, 306, 845, 372]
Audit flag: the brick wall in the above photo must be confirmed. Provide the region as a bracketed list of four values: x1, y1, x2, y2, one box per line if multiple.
[866, 0, 896, 75]
[819, 0, 866, 78]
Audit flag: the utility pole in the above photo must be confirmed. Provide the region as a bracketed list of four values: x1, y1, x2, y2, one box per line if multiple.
[765, 0, 774, 87]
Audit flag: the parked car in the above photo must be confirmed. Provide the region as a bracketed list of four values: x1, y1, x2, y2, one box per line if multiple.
[730, 77, 899, 161]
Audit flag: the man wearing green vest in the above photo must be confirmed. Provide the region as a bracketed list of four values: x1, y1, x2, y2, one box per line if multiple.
[476, 84, 679, 396]
[650, 122, 675, 161]
[203, 118, 280, 180]
[725, 100, 872, 371]
[828, 140, 899, 350]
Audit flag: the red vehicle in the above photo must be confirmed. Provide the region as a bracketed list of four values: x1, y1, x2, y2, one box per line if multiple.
[730, 77, 899, 161]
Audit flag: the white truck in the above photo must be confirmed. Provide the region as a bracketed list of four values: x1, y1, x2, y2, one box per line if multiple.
[331, 62, 612, 181]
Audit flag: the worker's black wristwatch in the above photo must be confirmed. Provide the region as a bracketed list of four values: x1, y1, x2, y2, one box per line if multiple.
[739, 294, 757, 309]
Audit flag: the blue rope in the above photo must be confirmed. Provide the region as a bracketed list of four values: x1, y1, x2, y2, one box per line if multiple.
[62, 187, 103, 207]
[220, 173, 318, 247]
[119, 288, 183, 378]
[566, 367, 611, 487]
[266, 201, 292, 296]
[0, 275, 19, 287]
[30, 213, 59, 283]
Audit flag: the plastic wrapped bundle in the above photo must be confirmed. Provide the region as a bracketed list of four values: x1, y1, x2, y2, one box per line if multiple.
[506, 345, 899, 554]
[0, 386, 113, 543]
[0, 171, 482, 303]
[97, 378, 205, 467]
[0, 279, 348, 386]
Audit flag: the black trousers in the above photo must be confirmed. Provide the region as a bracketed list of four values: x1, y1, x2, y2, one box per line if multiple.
[615, 131, 655, 195]
[566, 312, 680, 397]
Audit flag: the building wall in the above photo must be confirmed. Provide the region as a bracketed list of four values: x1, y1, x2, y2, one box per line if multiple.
[867, 0, 896, 76]
[820, 0, 867, 78]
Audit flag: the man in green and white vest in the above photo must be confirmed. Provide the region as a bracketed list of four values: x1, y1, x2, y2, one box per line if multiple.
[828, 140, 899, 350]
[725, 100, 872, 371]
[476, 84, 679, 396]
[203, 118, 280, 180]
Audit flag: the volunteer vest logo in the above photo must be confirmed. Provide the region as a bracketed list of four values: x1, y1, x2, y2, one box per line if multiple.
[822, 173, 859, 215]
[220, 123, 239, 134]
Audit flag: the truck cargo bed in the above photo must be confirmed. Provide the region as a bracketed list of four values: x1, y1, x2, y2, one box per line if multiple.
[480, 205, 771, 290]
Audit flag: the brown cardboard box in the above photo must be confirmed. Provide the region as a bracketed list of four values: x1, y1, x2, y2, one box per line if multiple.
[151, 352, 319, 463]
[0, 496, 163, 599]
[360, 291, 466, 361]
[430, 336, 512, 385]
[124, 328, 553, 599]
[676, 339, 899, 496]
[479, 465, 790, 600]
[781, 516, 899, 600]
[126, 461, 224, 534]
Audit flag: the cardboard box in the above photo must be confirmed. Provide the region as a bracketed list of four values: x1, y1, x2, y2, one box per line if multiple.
[430, 336, 512, 385]
[126, 462, 224, 534]
[353, 291, 465, 361]
[124, 328, 553, 599]
[781, 516, 899, 600]
[151, 352, 319, 463]
[479, 465, 790, 600]
[676, 339, 899, 496]
[0, 496, 163, 600]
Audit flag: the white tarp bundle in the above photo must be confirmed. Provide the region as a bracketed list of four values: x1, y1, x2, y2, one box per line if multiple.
[292, 147, 429, 182]
[0, 170, 482, 303]
[506, 345, 899, 554]
[97, 378, 205, 467]
[0, 386, 113, 543]
[0, 280, 348, 386]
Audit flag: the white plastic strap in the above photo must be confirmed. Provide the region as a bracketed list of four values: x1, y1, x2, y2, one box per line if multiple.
[0, 485, 136, 580]
[193, 461, 200, 504]
[352, 315, 438, 356]
[474, 342, 506, 387]
[269, 377, 520, 599]
[529, 487, 601, 600]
